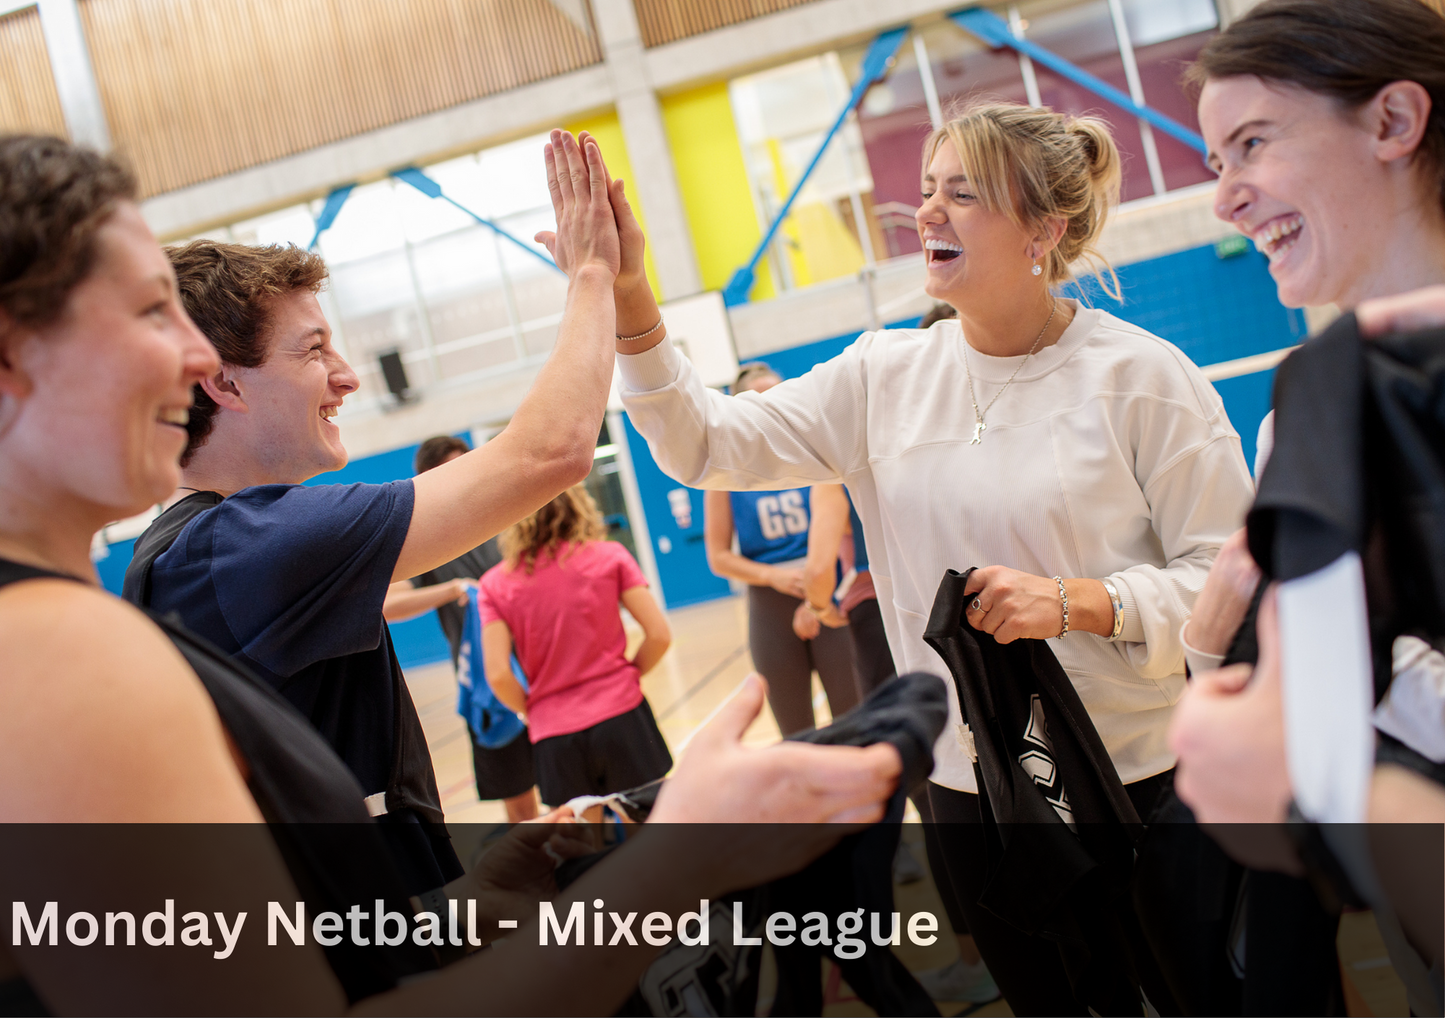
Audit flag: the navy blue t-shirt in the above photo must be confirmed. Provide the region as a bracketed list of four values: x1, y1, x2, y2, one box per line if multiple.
[730, 488, 812, 564]
[141, 481, 460, 891]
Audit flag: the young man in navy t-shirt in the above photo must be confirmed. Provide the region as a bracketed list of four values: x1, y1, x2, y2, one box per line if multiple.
[124, 131, 623, 894]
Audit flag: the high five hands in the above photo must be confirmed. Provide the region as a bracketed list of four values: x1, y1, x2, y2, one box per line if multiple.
[533, 130, 621, 281]
[533, 130, 646, 290]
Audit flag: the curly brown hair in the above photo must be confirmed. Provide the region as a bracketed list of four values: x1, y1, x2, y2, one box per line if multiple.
[167, 240, 329, 465]
[0, 135, 137, 330]
[502, 484, 608, 573]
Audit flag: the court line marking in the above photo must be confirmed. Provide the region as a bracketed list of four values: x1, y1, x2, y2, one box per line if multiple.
[655, 644, 747, 722]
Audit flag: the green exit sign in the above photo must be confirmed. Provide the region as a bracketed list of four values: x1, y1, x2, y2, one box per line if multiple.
[1214, 234, 1250, 259]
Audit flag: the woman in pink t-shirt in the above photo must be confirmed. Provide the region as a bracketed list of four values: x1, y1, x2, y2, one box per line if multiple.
[479, 485, 673, 807]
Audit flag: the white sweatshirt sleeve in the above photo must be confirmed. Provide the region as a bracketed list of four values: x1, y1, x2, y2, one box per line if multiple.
[1107, 401, 1256, 680]
[618, 337, 869, 489]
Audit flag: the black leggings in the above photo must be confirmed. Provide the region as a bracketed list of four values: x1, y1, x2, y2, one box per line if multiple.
[747, 584, 858, 735]
[925, 772, 1174, 1016]
[846, 595, 896, 698]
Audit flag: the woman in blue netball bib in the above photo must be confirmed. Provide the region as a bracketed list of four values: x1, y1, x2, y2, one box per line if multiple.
[703, 363, 859, 734]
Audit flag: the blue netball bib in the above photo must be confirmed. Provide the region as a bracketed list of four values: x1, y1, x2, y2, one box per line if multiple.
[729, 488, 811, 564]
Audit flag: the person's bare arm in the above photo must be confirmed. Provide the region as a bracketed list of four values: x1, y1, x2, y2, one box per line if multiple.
[382, 578, 470, 622]
[621, 585, 670, 677]
[393, 132, 620, 582]
[0, 581, 348, 1014]
[801, 484, 850, 628]
[482, 620, 528, 716]
[4, 585, 901, 1015]
[703, 490, 805, 595]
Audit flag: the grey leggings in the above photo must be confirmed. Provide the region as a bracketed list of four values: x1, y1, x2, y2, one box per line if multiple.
[746, 584, 859, 735]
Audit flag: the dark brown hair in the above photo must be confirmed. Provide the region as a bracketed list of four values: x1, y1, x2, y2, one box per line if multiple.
[415, 435, 469, 474]
[167, 241, 328, 464]
[918, 302, 957, 329]
[1191, 0, 1445, 212]
[502, 484, 607, 573]
[0, 135, 137, 329]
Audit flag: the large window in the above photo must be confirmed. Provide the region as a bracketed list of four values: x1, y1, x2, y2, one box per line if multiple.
[729, 55, 883, 293]
[190, 132, 564, 418]
[738, 0, 1219, 291]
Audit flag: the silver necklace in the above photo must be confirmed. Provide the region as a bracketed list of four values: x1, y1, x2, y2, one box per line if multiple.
[962, 297, 1057, 445]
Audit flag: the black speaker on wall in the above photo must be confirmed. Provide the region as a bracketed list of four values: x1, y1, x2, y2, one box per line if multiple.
[378, 349, 417, 405]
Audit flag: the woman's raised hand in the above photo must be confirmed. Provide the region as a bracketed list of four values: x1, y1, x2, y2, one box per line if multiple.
[573, 130, 647, 295]
[533, 130, 621, 281]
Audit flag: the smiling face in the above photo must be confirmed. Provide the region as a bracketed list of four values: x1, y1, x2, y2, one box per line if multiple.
[916, 140, 1038, 310]
[4, 203, 218, 519]
[226, 290, 358, 484]
[1201, 75, 1406, 309]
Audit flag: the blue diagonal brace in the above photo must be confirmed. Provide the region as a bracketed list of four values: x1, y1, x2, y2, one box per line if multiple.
[307, 183, 354, 251]
[392, 167, 561, 273]
[950, 7, 1206, 155]
[722, 26, 909, 306]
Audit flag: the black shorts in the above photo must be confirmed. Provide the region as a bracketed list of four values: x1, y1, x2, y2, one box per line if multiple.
[532, 699, 673, 807]
[469, 728, 536, 801]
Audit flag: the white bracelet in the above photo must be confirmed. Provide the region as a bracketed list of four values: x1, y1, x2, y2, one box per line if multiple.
[1053, 576, 1069, 639]
[617, 317, 664, 342]
[1101, 578, 1124, 642]
[1180, 618, 1227, 676]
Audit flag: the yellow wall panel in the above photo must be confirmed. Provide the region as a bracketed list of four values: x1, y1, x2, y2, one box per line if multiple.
[0, 7, 67, 138]
[564, 110, 661, 298]
[662, 82, 772, 298]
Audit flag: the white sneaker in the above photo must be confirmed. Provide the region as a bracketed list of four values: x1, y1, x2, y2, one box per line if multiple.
[915, 958, 1001, 1004]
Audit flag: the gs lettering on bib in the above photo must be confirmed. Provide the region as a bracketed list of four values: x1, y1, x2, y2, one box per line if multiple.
[730, 488, 811, 564]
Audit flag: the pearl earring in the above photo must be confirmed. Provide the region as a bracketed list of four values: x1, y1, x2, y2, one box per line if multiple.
[1031, 261, 1042, 276]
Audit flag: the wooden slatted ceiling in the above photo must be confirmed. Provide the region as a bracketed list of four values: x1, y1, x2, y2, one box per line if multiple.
[633, 0, 823, 48]
[0, 7, 68, 138]
[79, 0, 602, 197]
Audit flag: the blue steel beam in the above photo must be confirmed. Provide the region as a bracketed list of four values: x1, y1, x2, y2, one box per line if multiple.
[392, 167, 561, 272]
[722, 26, 909, 306]
[950, 7, 1206, 155]
[307, 183, 354, 251]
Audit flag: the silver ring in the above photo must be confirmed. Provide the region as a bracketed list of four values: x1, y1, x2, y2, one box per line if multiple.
[971, 597, 983, 613]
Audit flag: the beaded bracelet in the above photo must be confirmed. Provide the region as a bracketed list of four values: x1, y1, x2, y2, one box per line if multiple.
[1053, 575, 1069, 639]
[617, 317, 664, 342]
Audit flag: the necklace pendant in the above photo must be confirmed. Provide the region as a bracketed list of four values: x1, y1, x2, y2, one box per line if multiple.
[970, 421, 986, 445]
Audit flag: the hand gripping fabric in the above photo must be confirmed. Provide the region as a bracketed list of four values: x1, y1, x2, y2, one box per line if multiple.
[924, 567, 1174, 1016]
[556, 672, 949, 1017]
[457, 585, 528, 749]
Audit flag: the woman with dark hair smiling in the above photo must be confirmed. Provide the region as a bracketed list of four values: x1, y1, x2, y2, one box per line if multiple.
[1167, 2, 1445, 1011]
[1174, 0, 1445, 820]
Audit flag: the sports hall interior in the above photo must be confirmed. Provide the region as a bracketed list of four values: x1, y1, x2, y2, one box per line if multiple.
[0, 0, 1410, 1012]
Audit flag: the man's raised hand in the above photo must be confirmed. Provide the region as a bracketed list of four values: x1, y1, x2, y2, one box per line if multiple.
[534, 130, 621, 281]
